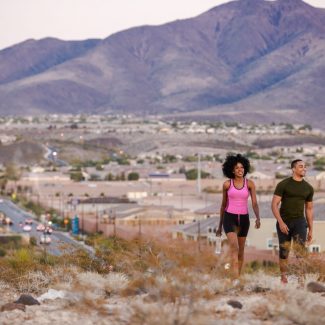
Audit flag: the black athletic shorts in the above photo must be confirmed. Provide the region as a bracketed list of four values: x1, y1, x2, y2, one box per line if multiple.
[276, 217, 308, 259]
[223, 211, 250, 237]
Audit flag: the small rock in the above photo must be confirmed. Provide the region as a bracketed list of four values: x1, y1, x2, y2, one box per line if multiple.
[252, 286, 270, 293]
[227, 300, 243, 309]
[1, 303, 26, 312]
[307, 282, 325, 293]
[135, 287, 148, 295]
[143, 293, 159, 303]
[38, 289, 66, 302]
[14, 294, 40, 306]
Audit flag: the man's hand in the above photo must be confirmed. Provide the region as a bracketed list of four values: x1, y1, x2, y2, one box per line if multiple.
[279, 221, 289, 235]
[307, 230, 313, 243]
[255, 218, 261, 229]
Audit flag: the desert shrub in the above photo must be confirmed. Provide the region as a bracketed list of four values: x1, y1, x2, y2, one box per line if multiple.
[29, 236, 37, 246]
[7, 248, 36, 274]
[0, 235, 22, 248]
[0, 247, 6, 257]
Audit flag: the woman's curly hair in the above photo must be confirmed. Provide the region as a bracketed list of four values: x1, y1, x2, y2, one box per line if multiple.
[222, 154, 250, 179]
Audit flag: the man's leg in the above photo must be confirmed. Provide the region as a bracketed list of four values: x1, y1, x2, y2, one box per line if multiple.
[292, 218, 308, 285]
[276, 221, 291, 283]
[279, 256, 289, 283]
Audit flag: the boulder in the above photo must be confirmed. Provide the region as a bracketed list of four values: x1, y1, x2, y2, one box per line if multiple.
[14, 294, 40, 306]
[307, 282, 325, 293]
[1, 303, 26, 312]
[227, 300, 243, 309]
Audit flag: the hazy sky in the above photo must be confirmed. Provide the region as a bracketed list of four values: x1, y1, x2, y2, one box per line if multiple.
[1, 0, 324, 50]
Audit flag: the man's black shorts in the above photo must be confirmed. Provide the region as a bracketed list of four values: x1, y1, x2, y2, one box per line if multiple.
[223, 211, 250, 237]
[276, 217, 308, 259]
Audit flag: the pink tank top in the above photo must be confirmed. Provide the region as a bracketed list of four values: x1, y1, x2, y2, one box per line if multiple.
[225, 178, 249, 215]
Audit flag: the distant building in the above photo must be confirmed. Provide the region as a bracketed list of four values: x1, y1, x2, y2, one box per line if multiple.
[173, 213, 325, 253]
[21, 172, 70, 182]
[146, 173, 186, 182]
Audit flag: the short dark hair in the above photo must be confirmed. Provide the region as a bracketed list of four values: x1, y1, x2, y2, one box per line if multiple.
[222, 154, 250, 179]
[291, 159, 303, 169]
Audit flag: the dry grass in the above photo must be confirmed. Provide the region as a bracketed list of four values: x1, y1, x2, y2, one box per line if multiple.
[0, 235, 325, 325]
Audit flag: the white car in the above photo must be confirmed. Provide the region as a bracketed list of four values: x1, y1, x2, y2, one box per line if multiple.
[44, 227, 53, 234]
[23, 225, 32, 232]
[40, 235, 51, 244]
[36, 224, 46, 232]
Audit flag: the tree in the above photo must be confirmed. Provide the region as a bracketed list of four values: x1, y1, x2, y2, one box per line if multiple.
[128, 172, 139, 181]
[70, 172, 84, 182]
[4, 163, 21, 182]
[185, 169, 210, 180]
[105, 173, 114, 181]
[95, 164, 104, 171]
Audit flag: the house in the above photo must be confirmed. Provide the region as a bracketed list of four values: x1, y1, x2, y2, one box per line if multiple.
[172, 212, 325, 253]
[21, 172, 70, 182]
[172, 217, 219, 241]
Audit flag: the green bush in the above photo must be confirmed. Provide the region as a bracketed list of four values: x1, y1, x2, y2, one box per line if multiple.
[70, 171, 85, 182]
[29, 236, 37, 246]
[185, 169, 210, 180]
[128, 172, 139, 181]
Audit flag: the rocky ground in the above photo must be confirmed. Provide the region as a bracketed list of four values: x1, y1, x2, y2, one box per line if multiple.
[1, 271, 325, 325]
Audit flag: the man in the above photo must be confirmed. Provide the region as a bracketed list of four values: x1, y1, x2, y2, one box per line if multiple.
[271, 159, 314, 284]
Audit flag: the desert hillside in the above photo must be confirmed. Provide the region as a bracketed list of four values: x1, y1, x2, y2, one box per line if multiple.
[0, 236, 324, 324]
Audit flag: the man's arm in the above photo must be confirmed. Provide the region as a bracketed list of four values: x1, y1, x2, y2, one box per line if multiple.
[271, 195, 289, 235]
[305, 201, 313, 243]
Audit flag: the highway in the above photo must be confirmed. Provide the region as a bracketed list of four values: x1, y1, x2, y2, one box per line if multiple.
[0, 198, 94, 256]
[45, 146, 68, 167]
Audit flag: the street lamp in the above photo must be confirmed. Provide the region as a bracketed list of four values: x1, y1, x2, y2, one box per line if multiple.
[197, 153, 201, 194]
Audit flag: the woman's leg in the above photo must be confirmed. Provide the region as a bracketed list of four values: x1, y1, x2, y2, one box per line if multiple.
[237, 236, 247, 275]
[236, 214, 250, 276]
[226, 232, 239, 278]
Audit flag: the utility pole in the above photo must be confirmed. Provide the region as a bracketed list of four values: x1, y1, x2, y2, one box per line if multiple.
[113, 209, 116, 237]
[198, 220, 201, 252]
[138, 216, 141, 239]
[81, 202, 84, 236]
[197, 153, 201, 194]
[96, 205, 98, 233]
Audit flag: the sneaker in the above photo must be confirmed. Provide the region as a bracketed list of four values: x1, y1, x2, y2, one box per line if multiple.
[232, 279, 240, 287]
[281, 275, 288, 284]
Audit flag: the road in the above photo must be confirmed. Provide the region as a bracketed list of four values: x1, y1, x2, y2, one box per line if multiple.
[0, 199, 94, 256]
[45, 146, 68, 167]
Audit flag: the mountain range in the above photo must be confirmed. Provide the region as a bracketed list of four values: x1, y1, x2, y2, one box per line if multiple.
[0, 0, 324, 125]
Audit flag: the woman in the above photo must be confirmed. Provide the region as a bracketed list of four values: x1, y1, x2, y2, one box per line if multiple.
[216, 154, 261, 279]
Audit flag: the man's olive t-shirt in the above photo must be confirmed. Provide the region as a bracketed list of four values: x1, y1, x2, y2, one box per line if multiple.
[274, 177, 314, 221]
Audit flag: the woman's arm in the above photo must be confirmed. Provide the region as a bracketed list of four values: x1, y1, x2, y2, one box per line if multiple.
[216, 181, 229, 235]
[248, 180, 261, 229]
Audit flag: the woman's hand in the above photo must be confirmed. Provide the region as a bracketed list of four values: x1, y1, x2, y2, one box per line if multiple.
[216, 227, 222, 236]
[255, 218, 261, 229]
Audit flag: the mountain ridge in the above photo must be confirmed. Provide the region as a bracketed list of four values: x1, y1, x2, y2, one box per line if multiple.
[0, 0, 324, 125]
